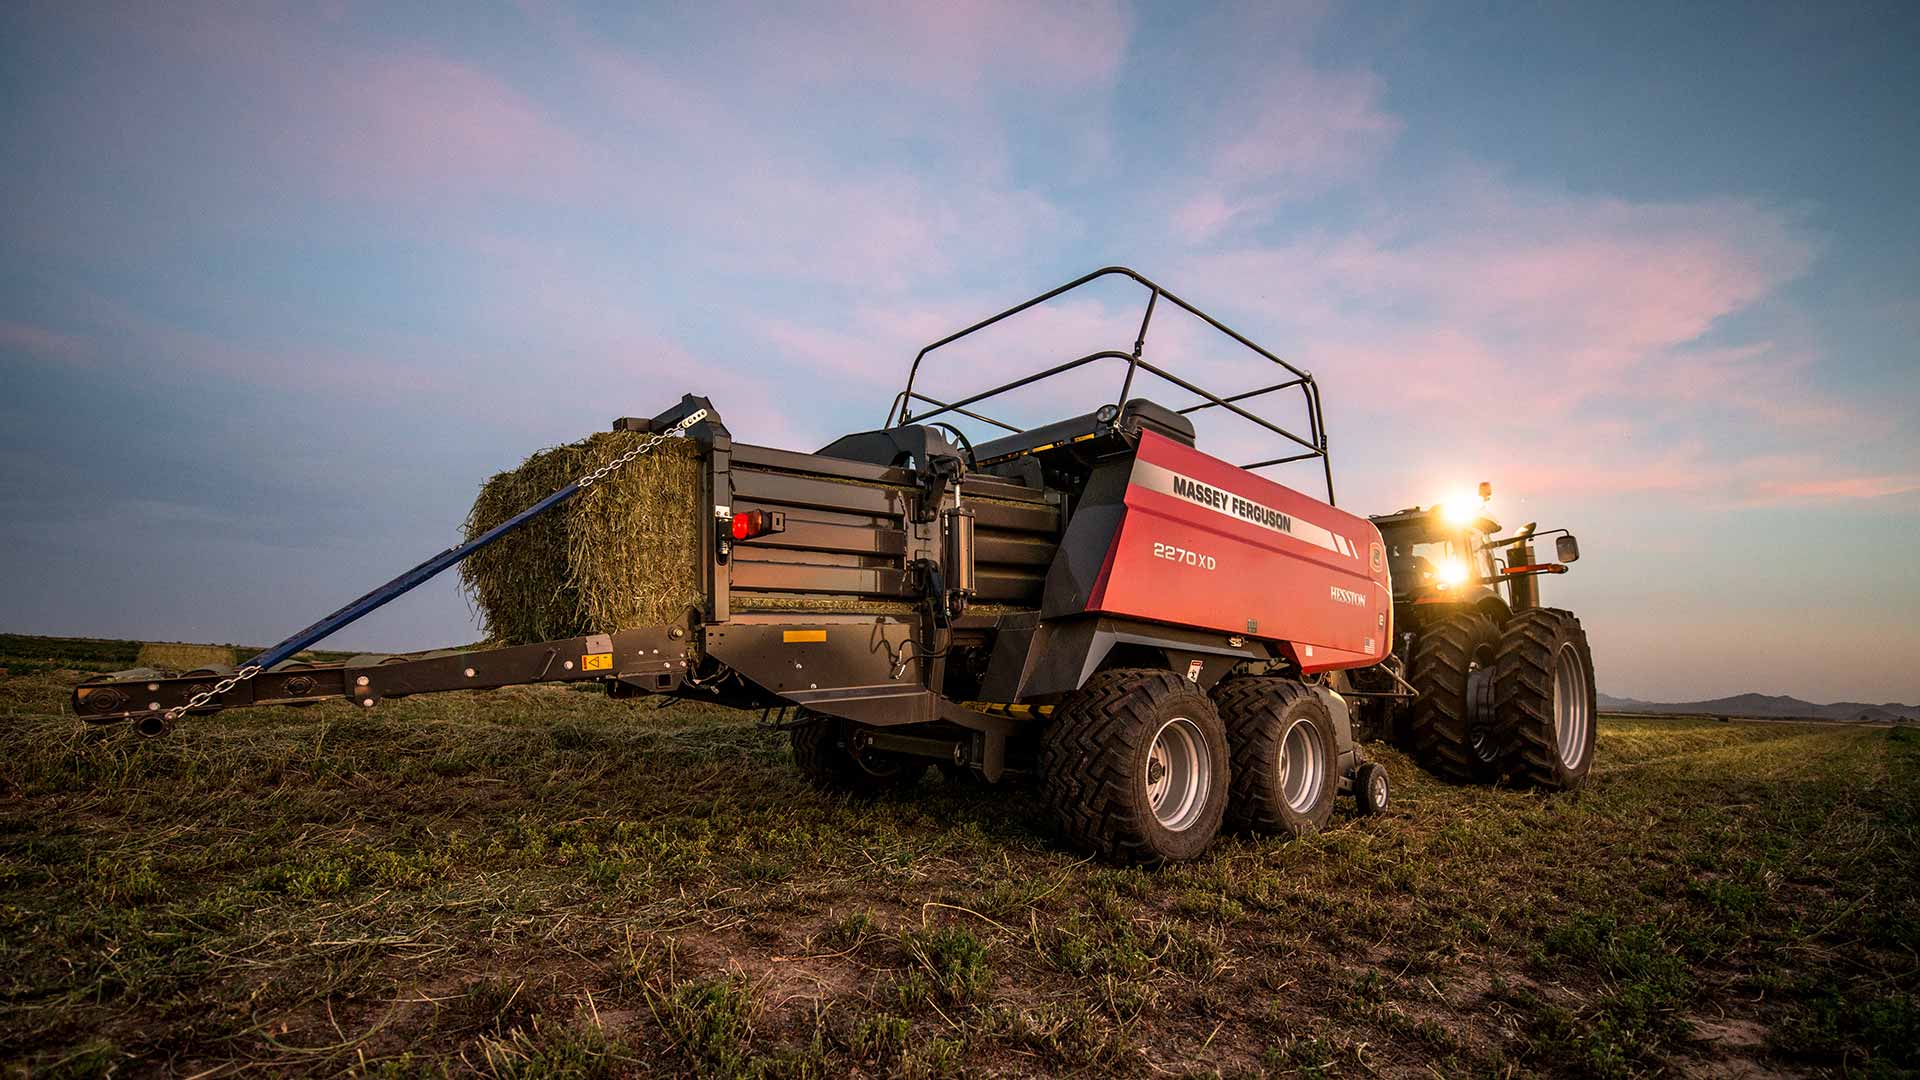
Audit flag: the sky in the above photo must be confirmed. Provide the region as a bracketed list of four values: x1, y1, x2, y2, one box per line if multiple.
[1, 1, 1916, 704]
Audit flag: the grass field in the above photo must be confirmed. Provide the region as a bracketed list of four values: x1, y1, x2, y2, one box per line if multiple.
[1, 639, 1914, 1076]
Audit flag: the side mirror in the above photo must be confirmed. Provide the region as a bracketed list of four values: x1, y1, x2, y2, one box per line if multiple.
[1556, 534, 1580, 563]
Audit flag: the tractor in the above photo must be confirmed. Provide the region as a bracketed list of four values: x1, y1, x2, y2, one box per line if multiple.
[1348, 485, 1597, 789]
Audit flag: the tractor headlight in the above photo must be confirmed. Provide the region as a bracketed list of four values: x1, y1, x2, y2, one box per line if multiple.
[1437, 557, 1470, 587]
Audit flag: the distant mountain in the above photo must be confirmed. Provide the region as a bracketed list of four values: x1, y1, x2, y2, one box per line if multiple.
[1598, 691, 1920, 723]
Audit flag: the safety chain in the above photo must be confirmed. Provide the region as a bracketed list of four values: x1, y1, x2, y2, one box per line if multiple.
[578, 430, 671, 488]
[163, 664, 265, 723]
[160, 409, 708, 723]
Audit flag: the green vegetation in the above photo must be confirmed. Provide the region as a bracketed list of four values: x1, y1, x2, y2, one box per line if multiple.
[1, 660, 1913, 1076]
[0, 634, 356, 676]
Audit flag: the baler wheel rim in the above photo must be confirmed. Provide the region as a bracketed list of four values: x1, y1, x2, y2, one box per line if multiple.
[1146, 716, 1212, 832]
[1279, 716, 1327, 815]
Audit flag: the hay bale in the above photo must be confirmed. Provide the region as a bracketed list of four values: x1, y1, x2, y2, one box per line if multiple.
[135, 642, 238, 672]
[461, 432, 703, 645]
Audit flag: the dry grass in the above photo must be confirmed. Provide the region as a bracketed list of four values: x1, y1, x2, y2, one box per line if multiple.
[461, 434, 703, 645]
[1, 640, 1915, 1077]
[132, 642, 238, 671]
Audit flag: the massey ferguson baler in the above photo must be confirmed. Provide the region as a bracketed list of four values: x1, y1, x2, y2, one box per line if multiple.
[71, 267, 1595, 864]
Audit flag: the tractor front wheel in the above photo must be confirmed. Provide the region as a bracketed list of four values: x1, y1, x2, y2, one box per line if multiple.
[1494, 608, 1597, 790]
[1407, 611, 1505, 783]
[1041, 668, 1230, 864]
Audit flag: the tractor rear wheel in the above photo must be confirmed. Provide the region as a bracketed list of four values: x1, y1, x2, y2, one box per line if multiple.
[790, 714, 925, 795]
[1494, 608, 1597, 790]
[1407, 611, 1504, 783]
[1041, 668, 1230, 864]
[1212, 677, 1338, 837]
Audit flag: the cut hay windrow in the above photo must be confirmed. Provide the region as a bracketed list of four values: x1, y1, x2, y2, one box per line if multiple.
[134, 642, 238, 672]
[461, 433, 702, 646]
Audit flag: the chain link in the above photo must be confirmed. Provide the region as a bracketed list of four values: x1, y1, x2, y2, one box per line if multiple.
[577, 428, 672, 488]
[160, 411, 707, 723]
[164, 664, 263, 722]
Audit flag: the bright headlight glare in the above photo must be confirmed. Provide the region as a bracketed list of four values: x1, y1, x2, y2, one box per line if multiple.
[1437, 557, 1470, 586]
[1441, 495, 1482, 525]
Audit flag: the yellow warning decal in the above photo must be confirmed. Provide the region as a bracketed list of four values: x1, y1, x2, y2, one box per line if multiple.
[75, 688, 92, 699]
[783, 629, 827, 643]
[956, 701, 1056, 719]
[581, 653, 613, 671]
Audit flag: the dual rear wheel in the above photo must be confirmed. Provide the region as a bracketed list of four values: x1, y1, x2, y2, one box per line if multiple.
[794, 668, 1386, 866]
[1040, 669, 1362, 865]
[1404, 607, 1596, 790]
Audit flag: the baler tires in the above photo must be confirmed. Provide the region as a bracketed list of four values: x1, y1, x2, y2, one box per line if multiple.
[1407, 612, 1504, 783]
[1494, 608, 1597, 791]
[1041, 668, 1229, 865]
[1212, 677, 1338, 838]
[790, 715, 924, 795]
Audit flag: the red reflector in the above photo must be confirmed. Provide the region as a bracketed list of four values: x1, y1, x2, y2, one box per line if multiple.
[731, 512, 754, 540]
[732, 510, 774, 541]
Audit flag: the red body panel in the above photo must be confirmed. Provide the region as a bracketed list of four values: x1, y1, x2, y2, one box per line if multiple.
[1087, 431, 1391, 673]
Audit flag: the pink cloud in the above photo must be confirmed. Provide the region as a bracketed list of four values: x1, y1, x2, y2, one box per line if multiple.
[546, 22, 1078, 292]
[1168, 17, 1403, 241]
[300, 53, 597, 201]
[1745, 472, 1920, 504]
[756, 294, 1143, 425]
[73, 4, 599, 205]
[730, 0, 1133, 102]
[0, 321, 91, 364]
[707, 170, 1065, 291]
[1210, 66, 1402, 188]
[1162, 170, 1920, 507]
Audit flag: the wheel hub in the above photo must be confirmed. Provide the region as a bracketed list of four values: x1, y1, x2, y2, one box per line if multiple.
[1552, 642, 1591, 770]
[1145, 717, 1210, 832]
[1464, 660, 1498, 764]
[1278, 717, 1326, 814]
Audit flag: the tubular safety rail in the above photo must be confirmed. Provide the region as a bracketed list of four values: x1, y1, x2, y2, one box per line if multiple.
[885, 266, 1336, 504]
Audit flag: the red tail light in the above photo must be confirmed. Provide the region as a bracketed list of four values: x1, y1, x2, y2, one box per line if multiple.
[730, 510, 783, 541]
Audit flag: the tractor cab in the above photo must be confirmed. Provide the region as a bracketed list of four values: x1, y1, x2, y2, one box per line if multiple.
[1373, 505, 1502, 608]
[1371, 484, 1580, 617]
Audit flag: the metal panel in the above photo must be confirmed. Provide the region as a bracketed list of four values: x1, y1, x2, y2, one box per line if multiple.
[729, 560, 908, 596]
[974, 534, 1055, 566]
[975, 569, 1046, 603]
[966, 499, 1058, 535]
[734, 519, 909, 558]
[732, 442, 912, 486]
[732, 469, 906, 516]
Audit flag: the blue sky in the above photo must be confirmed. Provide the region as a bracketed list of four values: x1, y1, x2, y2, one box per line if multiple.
[2, 1, 1916, 703]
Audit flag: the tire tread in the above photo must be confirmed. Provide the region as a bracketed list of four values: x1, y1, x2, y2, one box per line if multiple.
[1407, 612, 1502, 783]
[1492, 607, 1596, 790]
[1039, 668, 1225, 864]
